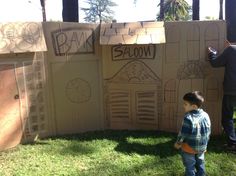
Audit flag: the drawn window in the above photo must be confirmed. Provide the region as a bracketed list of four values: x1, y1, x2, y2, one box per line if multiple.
[135, 91, 157, 124]
[164, 80, 176, 103]
[109, 90, 131, 121]
[187, 24, 200, 61]
[206, 79, 219, 102]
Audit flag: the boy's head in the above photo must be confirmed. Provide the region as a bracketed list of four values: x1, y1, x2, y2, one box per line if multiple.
[183, 91, 204, 112]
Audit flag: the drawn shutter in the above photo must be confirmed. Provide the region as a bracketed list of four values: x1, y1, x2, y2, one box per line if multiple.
[136, 91, 157, 124]
[109, 90, 131, 122]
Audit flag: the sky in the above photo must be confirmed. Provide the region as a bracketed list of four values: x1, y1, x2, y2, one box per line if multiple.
[0, 0, 223, 22]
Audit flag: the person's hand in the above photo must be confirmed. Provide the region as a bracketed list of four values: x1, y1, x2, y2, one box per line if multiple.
[208, 46, 217, 55]
[174, 142, 181, 150]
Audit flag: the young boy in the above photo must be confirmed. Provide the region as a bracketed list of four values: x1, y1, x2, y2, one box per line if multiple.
[174, 91, 211, 176]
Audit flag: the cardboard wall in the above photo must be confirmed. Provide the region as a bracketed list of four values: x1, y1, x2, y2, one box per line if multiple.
[0, 20, 226, 151]
[102, 21, 225, 134]
[43, 22, 104, 135]
[0, 22, 48, 150]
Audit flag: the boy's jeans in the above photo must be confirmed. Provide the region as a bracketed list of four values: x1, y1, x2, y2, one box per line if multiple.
[181, 151, 205, 176]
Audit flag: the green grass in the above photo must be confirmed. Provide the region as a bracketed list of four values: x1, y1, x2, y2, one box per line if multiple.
[0, 130, 236, 176]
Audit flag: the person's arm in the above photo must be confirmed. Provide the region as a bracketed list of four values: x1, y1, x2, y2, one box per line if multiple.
[208, 46, 230, 67]
[174, 115, 192, 149]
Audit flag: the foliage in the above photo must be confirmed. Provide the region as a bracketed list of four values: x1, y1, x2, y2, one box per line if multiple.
[81, 0, 117, 23]
[157, 0, 191, 21]
[0, 130, 236, 176]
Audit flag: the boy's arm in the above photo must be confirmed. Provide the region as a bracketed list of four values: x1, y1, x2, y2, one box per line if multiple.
[208, 46, 230, 67]
[175, 116, 192, 144]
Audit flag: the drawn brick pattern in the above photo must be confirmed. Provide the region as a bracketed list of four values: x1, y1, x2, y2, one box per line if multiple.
[100, 22, 165, 45]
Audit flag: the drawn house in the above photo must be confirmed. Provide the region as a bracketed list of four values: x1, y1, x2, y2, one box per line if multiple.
[105, 60, 162, 130]
[162, 21, 225, 133]
[176, 61, 206, 130]
[0, 23, 47, 151]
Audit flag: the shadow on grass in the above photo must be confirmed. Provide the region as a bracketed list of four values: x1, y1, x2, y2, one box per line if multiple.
[114, 138, 177, 158]
[38, 130, 229, 157]
[46, 130, 179, 157]
[60, 142, 97, 155]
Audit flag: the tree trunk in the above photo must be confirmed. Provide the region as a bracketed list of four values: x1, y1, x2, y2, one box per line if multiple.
[62, 0, 79, 22]
[159, 0, 165, 20]
[219, 0, 223, 20]
[192, 0, 200, 20]
[40, 0, 46, 21]
[225, 0, 236, 42]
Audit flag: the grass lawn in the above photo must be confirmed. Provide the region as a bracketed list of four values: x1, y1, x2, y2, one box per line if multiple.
[0, 130, 236, 176]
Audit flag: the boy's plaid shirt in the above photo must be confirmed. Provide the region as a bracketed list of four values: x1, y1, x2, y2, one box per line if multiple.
[176, 109, 211, 152]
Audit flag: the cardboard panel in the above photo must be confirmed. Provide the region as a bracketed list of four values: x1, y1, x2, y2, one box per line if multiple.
[0, 20, 227, 150]
[43, 22, 99, 61]
[0, 22, 47, 54]
[103, 21, 226, 134]
[51, 61, 102, 134]
[100, 21, 166, 45]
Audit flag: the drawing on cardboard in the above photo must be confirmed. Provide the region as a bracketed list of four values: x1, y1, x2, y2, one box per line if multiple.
[176, 61, 207, 129]
[162, 79, 177, 131]
[100, 22, 166, 45]
[22, 55, 47, 136]
[165, 25, 180, 63]
[65, 77, 91, 104]
[107, 60, 161, 83]
[51, 28, 95, 56]
[0, 64, 23, 151]
[0, 21, 227, 151]
[187, 24, 200, 60]
[105, 60, 162, 129]
[205, 23, 220, 51]
[164, 79, 177, 103]
[0, 23, 46, 53]
[162, 105, 177, 131]
[206, 78, 219, 102]
[177, 61, 206, 79]
[111, 44, 156, 61]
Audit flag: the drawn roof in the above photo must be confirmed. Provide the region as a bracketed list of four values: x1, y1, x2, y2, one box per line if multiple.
[106, 60, 162, 84]
[100, 21, 166, 45]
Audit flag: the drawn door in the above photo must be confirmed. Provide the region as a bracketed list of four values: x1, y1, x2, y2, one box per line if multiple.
[0, 64, 22, 151]
[177, 79, 204, 130]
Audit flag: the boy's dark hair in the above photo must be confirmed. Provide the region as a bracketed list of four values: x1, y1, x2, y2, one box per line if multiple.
[183, 91, 204, 108]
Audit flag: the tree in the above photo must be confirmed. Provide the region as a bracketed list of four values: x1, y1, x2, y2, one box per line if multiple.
[62, 0, 79, 22]
[219, 0, 223, 20]
[225, 0, 236, 42]
[157, 0, 191, 21]
[192, 0, 199, 20]
[81, 0, 117, 23]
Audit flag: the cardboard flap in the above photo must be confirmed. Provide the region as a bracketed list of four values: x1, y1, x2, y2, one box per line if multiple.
[0, 22, 47, 54]
[100, 21, 166, 45]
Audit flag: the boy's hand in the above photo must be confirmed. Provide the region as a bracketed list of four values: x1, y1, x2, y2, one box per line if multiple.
[174, 142, 181, 150]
